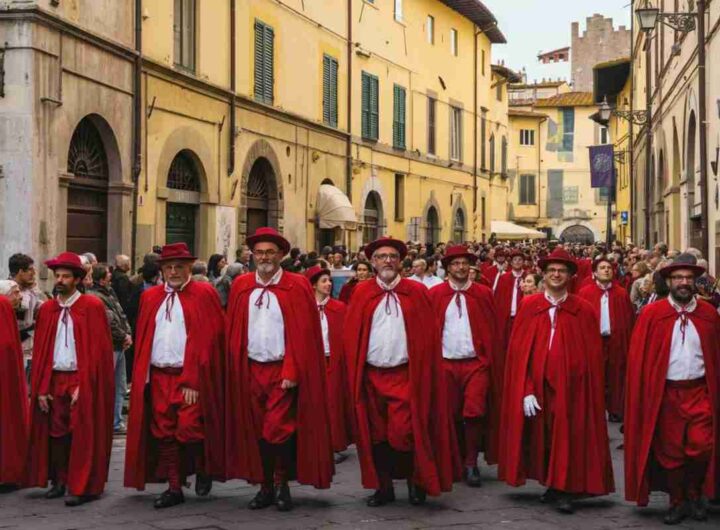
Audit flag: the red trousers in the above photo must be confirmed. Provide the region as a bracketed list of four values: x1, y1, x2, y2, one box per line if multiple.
[364, 364, 412, 452]
[49, 371, 79, 438]
[150, 367, 204, 443]
[653, 379, 713, 470]
[444, 357, 485, 467]
[249, 360, 296, 444]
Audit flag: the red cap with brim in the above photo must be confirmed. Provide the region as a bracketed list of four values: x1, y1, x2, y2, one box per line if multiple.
[441, 245, 478, 268]
[538, 248, 578, 275]
[156, 242, 197, 263]
[364, 237, 408, 260]
[45, 252, 85, 274]
[304, 265, 331, 285]
[246, 227, 291, 256]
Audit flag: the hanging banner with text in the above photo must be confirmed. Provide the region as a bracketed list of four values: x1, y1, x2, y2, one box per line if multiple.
[588, 144, 615, 189]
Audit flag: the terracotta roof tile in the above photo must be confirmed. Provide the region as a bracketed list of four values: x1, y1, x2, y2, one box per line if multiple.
[534, 92, 595, 108]
[509, 109, 548, 119]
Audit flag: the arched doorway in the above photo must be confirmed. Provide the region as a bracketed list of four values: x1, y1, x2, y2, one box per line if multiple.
[66, 117, 109, 260]
[686, 112, 702, 248]
[453, 208, 465, 243]
[166, 150, 201, 254]
[560, 224, 594, 244]
[246, 157, 279, 236]
[363, 191, 383, 244]
[426, 206, 440, 245]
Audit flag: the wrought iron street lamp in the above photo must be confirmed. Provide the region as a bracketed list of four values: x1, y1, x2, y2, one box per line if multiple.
[635, 1, 697, 33]
[598, 97, 650, 126]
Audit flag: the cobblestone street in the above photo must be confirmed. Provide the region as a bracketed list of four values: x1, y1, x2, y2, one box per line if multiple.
[0, 422, 716, 529]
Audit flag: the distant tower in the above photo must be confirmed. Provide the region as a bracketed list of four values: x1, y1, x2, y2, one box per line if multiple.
[571, 14, 631, 92]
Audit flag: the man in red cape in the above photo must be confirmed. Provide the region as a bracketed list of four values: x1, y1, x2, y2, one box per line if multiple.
[344, 236, 453, 507]
[624, 253, 720, 525]
[429, 245, 494, 487]
[481, 246, 507, 290]
[124, 243, 225, 509]
[499, 247, 614, 514]
[493, 248, 526, 353]
[578, 256, 635, 422]
[305, 266, 353, 458]
[26, 252, 114, 506]
[0, 296, 29, 492]
[226, 228, 333, 512]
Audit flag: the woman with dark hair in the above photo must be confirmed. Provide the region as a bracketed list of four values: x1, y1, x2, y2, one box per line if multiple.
[207, 254, 227, 284]
[338, 261, 372, 304]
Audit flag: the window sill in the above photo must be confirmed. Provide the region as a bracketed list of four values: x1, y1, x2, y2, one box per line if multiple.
[393, 145, 406, 152]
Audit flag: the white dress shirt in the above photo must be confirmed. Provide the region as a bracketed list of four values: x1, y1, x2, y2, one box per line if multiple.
[492, 263, 506, 292]
[247, 268, 286, 362]
[546, 291, 568, 350]
[423, 274, 444, 289]
[510, 270, 524, 317]
[151, 282, 189, 368]
[666, 296, 705, 381]
[53, 290, 82, 371]
[367, 276, 409, 368]
[442, 281, 476, 359]
[598, 282, 612, 336]
[317, 296, 331, 356]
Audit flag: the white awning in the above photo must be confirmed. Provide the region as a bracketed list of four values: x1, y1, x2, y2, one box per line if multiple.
[490, 220, 547, 240]
[316, 184, 357, 230]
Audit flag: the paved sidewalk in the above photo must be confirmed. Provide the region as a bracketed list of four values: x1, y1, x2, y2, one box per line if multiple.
[0, 423, 716, 529]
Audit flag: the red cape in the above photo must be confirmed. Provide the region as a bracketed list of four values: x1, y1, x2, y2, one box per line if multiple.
[483, 264, 505, 290]
[338, 280, 357, 304]
[323, 298, 354, 451]
[225, 271, 334, 488]
[578, 282, 635, 416]
[429, 282, 496, 463]
[26, 295, 114, 495]
[124, 281, 226, 489]
[0, 298, 29, 484]
[498, 293, 614, 494]
[569, 258, 592, 294]
[624, 298, 720, 505]
[494, 271, 525, 351]
[344, 278, 454, 495]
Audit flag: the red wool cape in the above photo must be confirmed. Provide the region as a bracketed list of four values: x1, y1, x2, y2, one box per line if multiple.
[344, 279, 454, 495]
[0, 298, 29, 484]
[225, 271, 334, 488]
[498, 293, 614, 495]
[428, 282, 497, 463]
[494, 271, 525, 351]
[578, 282, 635, 416]
[624, 299, 720, 505]
[482, 264, 503, 289]
[124, 281, 226, 489]
[26, 295, 114, 496]
[322, 298, 354, 452]
[569, 258, 592, 294]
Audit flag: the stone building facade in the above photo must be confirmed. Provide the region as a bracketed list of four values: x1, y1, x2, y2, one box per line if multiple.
[571, 14, 631, 92]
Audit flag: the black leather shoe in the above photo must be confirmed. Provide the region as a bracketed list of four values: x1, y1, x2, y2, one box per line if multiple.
[0, 484, 19, 494]
[689, 498, 708, 521]
[248, 486, 275, 510]
[663, 503, 688, 525]
[275, 483, 293, 512]
[555, 494, 575, 514]
[45, 483, 66, 499]
[539, 488, 559, 504]
[65, 495, 98, 507]
[464, 466, 482, 488]
[153, 489, 185, 509]
[366, 488, 395, 507]
[195, 474, 212, 497]
[408, 481, 427, 506]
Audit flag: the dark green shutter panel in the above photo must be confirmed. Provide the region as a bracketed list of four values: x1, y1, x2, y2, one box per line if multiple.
[323, 55, 331, 125]
[263, 25, 274, 104]
[361, 73, 370, 139]
[370, 76, 379, 140]
[323, 56, 338, 127]
[254, 21, 264, 101]
[398, 86, 406, 149]
[330, 58, 338, 127]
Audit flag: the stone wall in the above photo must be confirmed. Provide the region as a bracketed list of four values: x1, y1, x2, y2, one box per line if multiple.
[571, 14, 631, 92]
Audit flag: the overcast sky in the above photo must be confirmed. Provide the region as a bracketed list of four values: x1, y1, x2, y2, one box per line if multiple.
[485, 0, 632, 84]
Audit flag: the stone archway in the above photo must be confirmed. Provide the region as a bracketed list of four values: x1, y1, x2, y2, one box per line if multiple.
[165, 150, 203, 254]
[559, 224, 595, 244]
[362, 191, 384, 244]
[421, 194, 443, 245]
[450, 195, 469, 243]
[239, 139, 284, 240]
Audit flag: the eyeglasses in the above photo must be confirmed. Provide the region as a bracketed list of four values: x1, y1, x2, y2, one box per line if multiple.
[545, 267, 569, 275]
[253, 249, 279, 258]
[373, 253, 401, 262]
[669, 275, 695, 283]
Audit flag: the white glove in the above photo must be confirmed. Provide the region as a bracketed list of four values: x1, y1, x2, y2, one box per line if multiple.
[523, 395, 542, 417]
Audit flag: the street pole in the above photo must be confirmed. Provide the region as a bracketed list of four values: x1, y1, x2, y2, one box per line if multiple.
[698, 0, 709, 258]
[644, 38, 652, 247]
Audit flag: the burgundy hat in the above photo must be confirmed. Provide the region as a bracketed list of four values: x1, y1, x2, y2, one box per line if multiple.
[304, 265, 331, 285]
[156, 242, 197, 263]
[45, 252, 85, 274]
[591, 255, 613, 272]
[508, 248, 525, 260]
[364, 236, 408, 260]
[538, 247, 578, 275]
[494, 246, 507, 258]
[441, 245, 478, 268]
[246, 227, 291, 256]
[658, 253, 705, 279]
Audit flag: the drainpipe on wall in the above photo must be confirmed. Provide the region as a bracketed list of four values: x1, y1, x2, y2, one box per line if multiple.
[131, 0, 143, 271]
[473, 28, 479, 220]
[629, 0, 634, 245]
[229, 0, 236, 177]
[644, 39, 652, 247]
[698, 0, 709, 258]
[345, 0, 353, 203]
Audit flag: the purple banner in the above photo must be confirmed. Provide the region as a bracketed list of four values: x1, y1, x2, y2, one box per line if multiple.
[589, 144, 615, 189]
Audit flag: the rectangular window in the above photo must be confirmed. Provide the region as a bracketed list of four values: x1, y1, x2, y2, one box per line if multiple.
[496, 82, 502, 101]
[393, 84, 406, 150]
[450, 29, 458, 56]
[481, 49, 486, 76]
[450, 106, 462, 161]
[564, 186, 579, 204]
[254, 20, 275, 105]
[394, 0, 403, 22]
[520, 129, 535, 146]
[173, 0, 196, 72]
[361, 72, 379, 141]
[322, 55, 338, 127]
[427, 97, 437, 155]
[600, 126, 609, 144]
[394, 174, 405, 221]
[481, 197, 486, 229]
[427, 15, 435, 45]
[561, 107, 575, 152]
[519, 175, 536, 204]
[480, 112, 487, 169]
[598, 187, 611, 203]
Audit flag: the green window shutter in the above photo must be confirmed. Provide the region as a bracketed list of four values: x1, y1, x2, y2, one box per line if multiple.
[361, 72, 371, 139]
[254, 21, 264, 102]
[323, 55, 338, 127]
[370, 75, 379, 140]
[393, 85, 406, 150]
[323, 55, 331, 125]
[262, 25, 274, 104]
